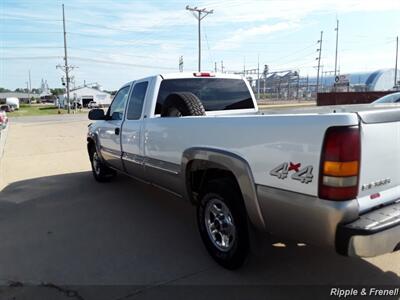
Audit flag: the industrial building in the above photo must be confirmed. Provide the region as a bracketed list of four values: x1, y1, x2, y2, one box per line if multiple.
[249, 68, 400, 100]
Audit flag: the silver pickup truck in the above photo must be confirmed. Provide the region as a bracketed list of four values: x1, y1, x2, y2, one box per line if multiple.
[87, 72, 400, 269]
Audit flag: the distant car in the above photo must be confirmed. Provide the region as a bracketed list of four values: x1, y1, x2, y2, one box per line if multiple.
[0, 104, 13, 112]
[88, 101, 100, 109]
[0, 110, 8, 129]
[372, 92, 400, 104]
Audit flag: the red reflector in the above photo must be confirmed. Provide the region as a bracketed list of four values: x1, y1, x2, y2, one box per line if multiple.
[319, 126, 361, 201]
[370, 193, 380, 200]
[193, 72, 215, 77]
[319, 186, 359, 201]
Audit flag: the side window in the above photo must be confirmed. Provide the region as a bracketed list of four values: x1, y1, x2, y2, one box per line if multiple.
[126, 82, 148, 120]
[108, 86, 130, 120]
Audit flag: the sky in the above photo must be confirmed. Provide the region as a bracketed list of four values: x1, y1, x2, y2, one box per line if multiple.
[1, 0, 400, 91]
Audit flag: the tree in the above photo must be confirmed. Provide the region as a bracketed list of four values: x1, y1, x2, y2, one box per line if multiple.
[0, 87, 10, 93]
[104, 90, 117, 95]
[50, 88, 65, 96]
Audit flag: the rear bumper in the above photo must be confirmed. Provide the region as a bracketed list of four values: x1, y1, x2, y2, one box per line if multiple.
[256, 184, 400, 257]
[336, 201, 400, 257]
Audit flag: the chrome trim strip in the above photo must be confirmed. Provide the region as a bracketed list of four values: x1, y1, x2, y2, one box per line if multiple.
[145, 162, 179, 175]
[122, 152, 144, 165]
[121, 153, 180, 175]
[101, 146, 121, 158]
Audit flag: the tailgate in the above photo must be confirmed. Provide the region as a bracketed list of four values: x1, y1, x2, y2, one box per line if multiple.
[357, 108, 400, 212]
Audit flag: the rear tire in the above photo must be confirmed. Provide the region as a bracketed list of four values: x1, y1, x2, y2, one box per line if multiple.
[89, 145, 116, 182]
[197, 178, 249, 269]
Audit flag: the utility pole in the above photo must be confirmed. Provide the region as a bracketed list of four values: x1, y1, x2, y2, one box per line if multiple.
[57, 4, 76, 113]
[221, 60, 224, 73]
[56, 4, 71, 113]
[316, 31, 323, 94]
[62, 4, 70, 113]
[28, 70, 31, 103]
[320, 65, 324, 92]
[186, 5, 213, 72]
[395, 36, 398, 89]
[179, 56, 184, 72]
[306, 75, 309, 95]
[257, 57, 260, 100]
[334, 19, 339, 77]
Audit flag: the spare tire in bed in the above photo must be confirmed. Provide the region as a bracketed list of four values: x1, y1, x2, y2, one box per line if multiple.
[161, 92, 206, 117]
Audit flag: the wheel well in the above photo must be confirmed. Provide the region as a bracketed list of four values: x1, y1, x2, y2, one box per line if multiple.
[87, 137, 95, 157]
[186, 160, 241, 204]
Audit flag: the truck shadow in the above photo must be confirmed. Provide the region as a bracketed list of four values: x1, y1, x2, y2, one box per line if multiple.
[0, 171, 399, 287]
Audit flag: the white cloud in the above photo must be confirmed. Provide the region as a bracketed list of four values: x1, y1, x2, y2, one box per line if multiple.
[213, 22, 298, 50]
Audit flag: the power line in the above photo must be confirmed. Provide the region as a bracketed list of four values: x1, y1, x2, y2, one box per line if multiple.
[1, 46, 63, 49]
[0, 56, 62, 60]
[69, 56, 177, 70]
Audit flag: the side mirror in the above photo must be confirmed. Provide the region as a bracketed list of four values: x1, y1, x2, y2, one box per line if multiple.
[88, 108, 105, 120]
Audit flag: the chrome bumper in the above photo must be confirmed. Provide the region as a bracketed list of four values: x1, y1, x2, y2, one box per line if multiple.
[336, 201, 400, 257]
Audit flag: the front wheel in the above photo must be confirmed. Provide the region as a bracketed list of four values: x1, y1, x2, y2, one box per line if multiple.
[197, 178, 249, 269]
[89, 146, 116, 182]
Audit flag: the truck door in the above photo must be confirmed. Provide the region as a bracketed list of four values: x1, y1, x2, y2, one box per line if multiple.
[97, 84, 130, 170]
[121, 79, 150, 180]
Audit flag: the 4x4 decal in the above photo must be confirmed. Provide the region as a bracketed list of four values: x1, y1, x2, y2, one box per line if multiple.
[270, 162, 313, 184]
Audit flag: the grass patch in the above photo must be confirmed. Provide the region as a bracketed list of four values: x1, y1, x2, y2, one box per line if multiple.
[8, 105, 86, 117]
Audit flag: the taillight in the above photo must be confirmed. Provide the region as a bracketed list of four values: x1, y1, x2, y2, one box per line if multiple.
[193, 72, 215, 77]
[319, 126, 360, 201]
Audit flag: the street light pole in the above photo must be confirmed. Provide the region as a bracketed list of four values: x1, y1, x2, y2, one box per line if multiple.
[186, 6, 213, 72]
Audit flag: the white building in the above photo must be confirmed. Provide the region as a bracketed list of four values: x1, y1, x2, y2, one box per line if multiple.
[57, 86, 112, 108]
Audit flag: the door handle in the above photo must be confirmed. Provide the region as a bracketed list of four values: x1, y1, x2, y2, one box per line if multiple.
[115, 128, 120, 135]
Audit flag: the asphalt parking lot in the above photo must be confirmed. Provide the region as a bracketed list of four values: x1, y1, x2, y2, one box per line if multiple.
[0, 114, 399, 299]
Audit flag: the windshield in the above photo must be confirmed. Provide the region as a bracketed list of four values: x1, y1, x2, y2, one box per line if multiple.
[373, 92, 400, 104]
[155, 78, 254, 113]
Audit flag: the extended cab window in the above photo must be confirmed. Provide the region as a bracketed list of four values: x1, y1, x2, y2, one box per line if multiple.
[155, 78, 254, 114]
[126, 81, 148, 120]
[108, 86, 130, 120]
